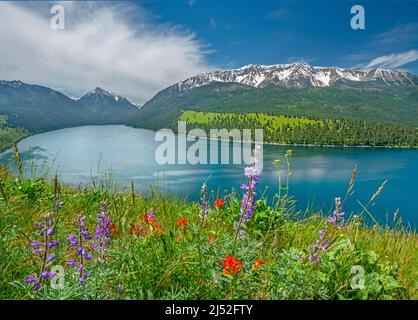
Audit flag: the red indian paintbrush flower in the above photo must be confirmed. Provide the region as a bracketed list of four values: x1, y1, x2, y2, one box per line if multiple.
[177, 218, 188, 226]
[222, 256, 243, 275]
[214, 198, 225, 209]
[110, 223, 118, 233]
[252, 258, 263, 270]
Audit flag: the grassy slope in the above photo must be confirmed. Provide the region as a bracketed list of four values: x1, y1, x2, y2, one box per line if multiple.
[181, 110, 319, 129]
[0, 116, 29, 152]
[180, 111, 418, 147]
[0, 162, 416, 300]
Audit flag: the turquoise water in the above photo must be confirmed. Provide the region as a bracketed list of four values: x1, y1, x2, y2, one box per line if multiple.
[1, 125, 417, 228]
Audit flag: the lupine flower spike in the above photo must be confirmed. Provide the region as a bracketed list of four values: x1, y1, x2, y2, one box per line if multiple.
[199, 183, 209, 224]
[93, 201, 112, 261]
[25, 211, 59, 290]
[308, 197, 345, 264]
[235, 145, 261, 238]
[67, 214, 93, 285]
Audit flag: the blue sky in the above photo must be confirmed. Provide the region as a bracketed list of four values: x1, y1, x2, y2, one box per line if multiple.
[0, 0, 417, 102]
[138, 0, 418, 72]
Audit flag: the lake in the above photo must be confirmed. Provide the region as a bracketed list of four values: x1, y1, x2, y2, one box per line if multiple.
[1, 125, 417, 228]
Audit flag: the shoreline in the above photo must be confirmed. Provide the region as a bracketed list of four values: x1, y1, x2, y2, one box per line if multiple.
[3, 124, 417, 154]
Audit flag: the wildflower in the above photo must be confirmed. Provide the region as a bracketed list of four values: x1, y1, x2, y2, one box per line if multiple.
[236, 167, 259, 238]
[110, 223, 118, 233]
[130, 224, 141, 236]
[142, 208, 156, 224]
[214, 198, 225, 209]
[308, 197, 345, 264]
[198, 279, 203, 285]
[67, 214, 93, 285]
[199, 183, 209, 222]
[52, 193, 64, 211]
[31, 240, 41, 247]
[25, 210, 59, 291]
[208, 235, 214, 242]
[177, 218, 188, 227]
[235, 145, 262, 239]
[155, 222, 163, 235]
[24, 275, 37, 284]
[252, 258, 263, 270]
[93, 201, 112, 260]
[223, 256, 243, 275]
[147, 208, 156, 224]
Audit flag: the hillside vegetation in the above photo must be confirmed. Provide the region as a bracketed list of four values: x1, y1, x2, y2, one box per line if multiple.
[0, 116, 28, 152]
[130, 83, 418, 133]
[0, 149, 416, 300]
[180, 111, 418, 147]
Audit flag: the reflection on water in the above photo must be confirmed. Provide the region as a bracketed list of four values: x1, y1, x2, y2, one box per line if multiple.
[1, 125, 417, 228]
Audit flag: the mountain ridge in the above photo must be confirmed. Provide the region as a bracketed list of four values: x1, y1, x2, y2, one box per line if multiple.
[175, 63, 418, 91]
[0, 80, 138, 132]
[129, 63, 418, 131]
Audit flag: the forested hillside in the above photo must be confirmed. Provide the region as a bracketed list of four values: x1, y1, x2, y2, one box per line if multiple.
[0, 116, 28, 152]
[180, 111, 418, 147]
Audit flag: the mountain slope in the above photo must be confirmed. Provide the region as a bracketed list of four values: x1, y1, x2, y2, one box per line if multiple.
[0, 81, 138, 132]
[129, 63, 418, 130]
[176, 63, 418, 90]
[76, 87, 138, 123]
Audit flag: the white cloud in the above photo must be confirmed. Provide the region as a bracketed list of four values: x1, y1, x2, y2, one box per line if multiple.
[362, 50, 418, 70]
[0, 1, 213, 103]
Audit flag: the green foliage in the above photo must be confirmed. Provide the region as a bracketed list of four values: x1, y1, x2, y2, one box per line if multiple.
[0, 163, 416, 300]
[181, 111, 418, 147]
[130, 83, 418, 132]
[0, 116, 28, 152]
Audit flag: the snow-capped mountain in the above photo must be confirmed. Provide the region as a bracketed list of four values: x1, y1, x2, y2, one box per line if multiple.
[79, 87, 133, 105]
[177, 63, 418, 91]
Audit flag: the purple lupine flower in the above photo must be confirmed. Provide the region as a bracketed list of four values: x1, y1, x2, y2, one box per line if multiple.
[235, 147, 262, 239]
[52, 194, 64, 211]
[199, 183, 209, 222]
[46, 240, 59, 248]
[47, 254, 56, 262]
[308, 197, 346, 264]
[25, 210, 59, 291]
[40, 271, 56, 279]
[67, 214, 93, 285]
[93, 201, 112, 261]
[31, 240, 41, 247]
[67, 234, 78, 247]
[67, 259, 77, 267]
[25, 275, 37, 284]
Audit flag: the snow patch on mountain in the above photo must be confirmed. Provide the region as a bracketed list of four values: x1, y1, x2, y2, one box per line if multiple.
[175, 63, 418, 91]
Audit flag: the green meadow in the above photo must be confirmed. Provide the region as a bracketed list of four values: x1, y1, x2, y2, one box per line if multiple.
[0, 147, 416, 300]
